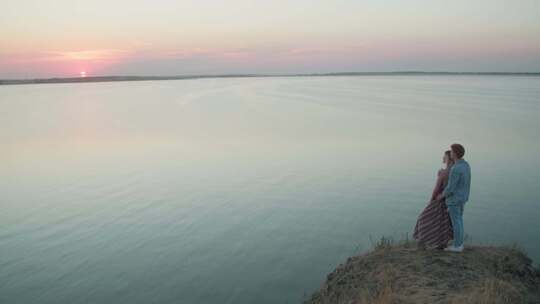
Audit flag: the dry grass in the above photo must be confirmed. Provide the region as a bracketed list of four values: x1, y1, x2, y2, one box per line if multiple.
[449, 277, 522, 304]
[369, 266, 399, 304]
[304, 236, 540, 304]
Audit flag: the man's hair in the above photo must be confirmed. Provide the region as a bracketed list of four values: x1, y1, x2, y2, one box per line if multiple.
[451, 143, 465, 159]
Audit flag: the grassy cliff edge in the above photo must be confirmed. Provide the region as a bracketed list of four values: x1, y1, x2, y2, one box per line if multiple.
[304, 238, 540, 304]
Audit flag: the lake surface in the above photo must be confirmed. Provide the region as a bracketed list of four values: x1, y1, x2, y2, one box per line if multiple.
[1, 76, 540, 303]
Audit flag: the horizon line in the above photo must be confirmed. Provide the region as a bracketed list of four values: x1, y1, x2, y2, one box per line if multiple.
[2, 71, 540, 86]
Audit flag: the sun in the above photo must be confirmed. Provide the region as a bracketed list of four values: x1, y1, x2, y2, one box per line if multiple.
[79, 71, 87, 77]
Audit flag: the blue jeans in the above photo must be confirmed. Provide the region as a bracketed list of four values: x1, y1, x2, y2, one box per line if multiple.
[447, 203, 464, 247]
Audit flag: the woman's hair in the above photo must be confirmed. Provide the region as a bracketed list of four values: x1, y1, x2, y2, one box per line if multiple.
[445, 150, 454, 165]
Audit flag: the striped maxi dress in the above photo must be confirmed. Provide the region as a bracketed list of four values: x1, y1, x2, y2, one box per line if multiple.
[413, 167, 453, 247]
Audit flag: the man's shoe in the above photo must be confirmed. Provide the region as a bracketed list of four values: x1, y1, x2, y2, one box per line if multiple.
[444, 245, 464, 252]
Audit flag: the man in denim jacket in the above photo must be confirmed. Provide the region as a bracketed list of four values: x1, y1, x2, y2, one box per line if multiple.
[437, 143, 471, 252]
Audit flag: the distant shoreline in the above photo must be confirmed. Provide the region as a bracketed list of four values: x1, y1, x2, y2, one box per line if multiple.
[1, 72, 540, 86]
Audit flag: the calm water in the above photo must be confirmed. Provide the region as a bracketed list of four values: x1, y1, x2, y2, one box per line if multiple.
[1, 76, 540, 303]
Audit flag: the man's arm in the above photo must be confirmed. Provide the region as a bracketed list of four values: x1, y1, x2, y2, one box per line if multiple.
[442, 166, 460, 199]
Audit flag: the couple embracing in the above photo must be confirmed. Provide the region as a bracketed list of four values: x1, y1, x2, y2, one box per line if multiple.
[413, 143, 471, 252]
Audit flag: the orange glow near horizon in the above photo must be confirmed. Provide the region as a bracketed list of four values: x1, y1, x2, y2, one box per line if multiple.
[1, 38, 540, 79]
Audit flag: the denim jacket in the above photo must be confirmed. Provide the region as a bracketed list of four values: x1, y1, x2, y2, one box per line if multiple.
[443, 159, 471, 206]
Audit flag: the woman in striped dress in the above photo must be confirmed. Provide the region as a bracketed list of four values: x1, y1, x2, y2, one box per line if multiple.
[413, 150, 454, 250]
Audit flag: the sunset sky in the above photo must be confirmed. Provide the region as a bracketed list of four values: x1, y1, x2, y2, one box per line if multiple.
[1, 0, 539, 78]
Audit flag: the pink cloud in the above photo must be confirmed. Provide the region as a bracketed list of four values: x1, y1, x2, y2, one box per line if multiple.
[2, 36, 539, 78]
